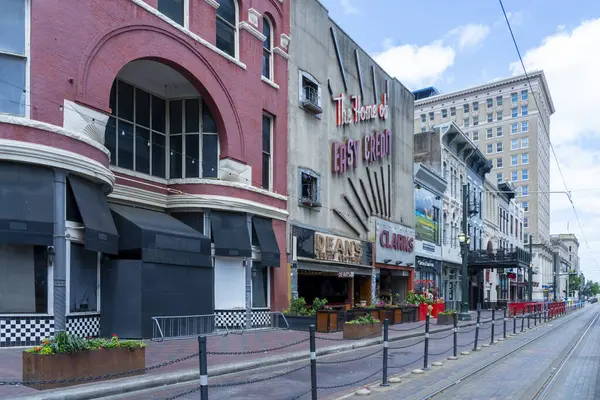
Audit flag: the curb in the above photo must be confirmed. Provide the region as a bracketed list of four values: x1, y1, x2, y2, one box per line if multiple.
[12, 319, 484, 400]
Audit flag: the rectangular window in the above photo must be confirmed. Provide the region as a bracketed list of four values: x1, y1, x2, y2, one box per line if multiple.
[496, 126, 503, 136]
[420, 113, 426, 123]
[524, 234, 528, 243]
[522, 169, 529, 180]
[521, 105, 528, 116]
[521, 120, 529, 132]
[429, 111, 434, 121]
[421, 126, 426, 133]
[0, 244, 48, 313]
[522, 185, 529, 196]
[463, 103, 469, 113]
[69, 243, 99, 313]
[487, 113, 493, 123]
[496, 157, 503, 168]
[511, 155, 518, 166]
[0, 0, 27, 116]
[496, 173, 503, 183]
[511, 171, 518, 181]
[496, 95, 503, 106]
[473, 101, 479, 111]
[521, 153, 529, 164]
[511, 123, 518, 134]
[300, 170, 320, 203]
[450, 107, 456, 116]
[487, 128, 493, 139]
[497, 112, 503, 121]
[158, 0, 185, 26]
[521, 137, 529, 148]
[487, 98, 493, 108]
[472, 131, 479, 141]
[511, 107, 517, 118]
[496, 142, 503, 152]
[473, 115, 478, 125]
[521, 90, 528, 101]
[441, 109, 447, 118]
[511, 139, 518, 150]
[262, 115, 273, 190]
[464, 118, 469, 128]
[522, 201, 529, 212]
[511, 92, 518, 103]
[524, 217, 529, 227]
[486, 144, 493, 154]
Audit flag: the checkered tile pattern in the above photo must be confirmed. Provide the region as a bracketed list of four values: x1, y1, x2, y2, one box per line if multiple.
[0, 316, 54, 347]
[66, 315, 100, 338]
[215, 310, 271, 329]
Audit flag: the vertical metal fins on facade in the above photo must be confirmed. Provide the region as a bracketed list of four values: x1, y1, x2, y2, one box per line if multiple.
[366, 168, 379, 215]
[359, 179, 374, 215]
[371, 66, 378, 103]
[333, 209, 361, 236]
[387, 164, 392, 218]
[354, 49, 364, 102]
[380, 165, 387, 217]
[372, 168, 384, 216]
[385, 79, 389, 97]
[348, 178, 369, 219]
[327, 79, 334, 96]
[343, 194, 369, 232]
[330, 26, 348, 91]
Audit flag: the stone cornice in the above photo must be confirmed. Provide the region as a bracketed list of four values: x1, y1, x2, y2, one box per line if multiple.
[238, 21, 266, 42]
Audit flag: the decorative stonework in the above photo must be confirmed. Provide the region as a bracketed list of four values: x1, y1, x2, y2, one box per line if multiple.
[63, 100, 110, 146]
[204, 0, 220, 9]
[280, 33, 291, 50]
[273, 47, 289, 60]
[238, 21, 266, 42]
[220, 157, 252, 184]
[248, 8, 261, 28]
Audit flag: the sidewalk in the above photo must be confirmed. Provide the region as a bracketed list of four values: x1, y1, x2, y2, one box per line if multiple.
[1, 310, 494, 399]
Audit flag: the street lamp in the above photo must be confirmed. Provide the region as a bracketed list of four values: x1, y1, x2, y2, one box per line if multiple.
[458, 232, 471, 321]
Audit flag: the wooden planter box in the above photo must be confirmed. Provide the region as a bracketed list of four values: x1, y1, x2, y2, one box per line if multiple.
[436, 314, 455, 325]
[23, 347, 145, 390]
[400, 306, 417, 322]
[343, 322, 382, 340]
[316, 310, 343, 333]
[352, 308, 380, 320]
[286, 315, 317, 331]
[377, 308, 402, 325]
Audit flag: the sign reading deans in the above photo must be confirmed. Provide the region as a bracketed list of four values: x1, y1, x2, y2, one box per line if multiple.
[314, 232, 363, 265]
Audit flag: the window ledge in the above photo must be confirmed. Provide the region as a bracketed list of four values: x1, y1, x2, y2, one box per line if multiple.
[261, 76, 279, 90]
[129, 0, 246, 70]
[204, 0, 220, 8]
[66, 311, 100, 316]
[239, 21, 266, 42]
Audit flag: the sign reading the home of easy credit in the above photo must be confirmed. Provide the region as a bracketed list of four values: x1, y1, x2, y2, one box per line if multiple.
[314, 232, 363, 265]
[333, 93, 389, 126]
[332, 130, 392, 174]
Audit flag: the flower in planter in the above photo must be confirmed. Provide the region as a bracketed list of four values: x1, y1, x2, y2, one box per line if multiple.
[25, 331, 146, 355]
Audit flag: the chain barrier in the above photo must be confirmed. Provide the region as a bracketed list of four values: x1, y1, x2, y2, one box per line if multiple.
[0, 351, 200, 386]
[317, 348, 383, 365]
[479, 324, 493, 331]
[428, 346, 454, 356]
[315, 331, 380, 341]
[388, 355, 425, 369]
[316, 368, 383, 390]
[458, 339, 476, 348]
[388, 322, 426, 331]
[428, 331, 455, 340]
[289, 388, 313, 400]
[388, 338, 425, 350]
[207, 338, 309, 355]
[208, 364, 309, 388]
[457, 327, 477, 334]
[162, 385, 202, 400]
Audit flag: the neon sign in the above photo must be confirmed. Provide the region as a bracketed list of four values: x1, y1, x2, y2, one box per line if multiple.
[333, 93, 389, 126]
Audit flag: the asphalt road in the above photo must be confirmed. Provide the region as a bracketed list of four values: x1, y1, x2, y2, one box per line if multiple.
[362, 303, 597, 400]
[97, 315, 505, 400]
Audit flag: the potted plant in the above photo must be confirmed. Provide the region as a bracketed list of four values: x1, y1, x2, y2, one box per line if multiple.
[283, 297, 317, 331]
[343, 314, 382, 340]
[436, 309, 456, 325]
[432, 298, 445, 318]
[22, 331, 146, 390]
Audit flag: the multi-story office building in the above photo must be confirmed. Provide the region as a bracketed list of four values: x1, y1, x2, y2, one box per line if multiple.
[551, 233, 580, 298]
[413, 71, 555, 248]
[551, 238, 572, 300]
[550, 234, 580, 273]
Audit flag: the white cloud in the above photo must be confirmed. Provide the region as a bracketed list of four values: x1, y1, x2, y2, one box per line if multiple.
[373, 41, 455, 90]
[509, 18, 600, 282]
[495, 11, 524, 27]
[340, 0, 358, 15]
[448, 24, 490, 50]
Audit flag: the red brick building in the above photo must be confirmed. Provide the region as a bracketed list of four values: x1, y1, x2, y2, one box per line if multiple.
[0, 0, 290, 346]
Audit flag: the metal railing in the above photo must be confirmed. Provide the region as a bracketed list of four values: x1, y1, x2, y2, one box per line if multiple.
[152, 314, 229, 342]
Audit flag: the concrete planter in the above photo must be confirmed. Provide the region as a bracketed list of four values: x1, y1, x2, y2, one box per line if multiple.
[22, 347, 145, 390]
[342, 322, 382, 340]
[285, 315, 317, 331]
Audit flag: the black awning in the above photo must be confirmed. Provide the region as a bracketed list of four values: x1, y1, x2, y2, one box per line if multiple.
[110, 204, 211, 267]
[0, 162, 54, 246]
[252, 217, 280, 267]
[210, 211, 251, 257]
[68, 175, 119, 254]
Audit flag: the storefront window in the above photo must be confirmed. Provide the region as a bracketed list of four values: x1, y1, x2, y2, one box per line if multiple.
[251, 263, 268, 308]
[0, 244, 47, 314]
[69, 243, 98, 313]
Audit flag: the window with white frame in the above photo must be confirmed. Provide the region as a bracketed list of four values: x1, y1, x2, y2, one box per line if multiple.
[511, 170, 518, 181]
[429, 111, 434, 121]
[521, 120, 529, 132]
[496, 95, 503, 106]
[158, 0, 185, 27]
[497, 112, 503, 121]
[521, 152, 529, 164]
[496, 157, 503, 168]
[521, 90, 528, 101]
[450, 107, 456, 116]
[463, 103, 469, 113]
[511, 92, 518, 103]
[473, 101, 479, 111]
[69, 242, 99, 313]
[511, 107, 517, 118]
[472, 130, 479, 141]
[464, 118, 469, 128]
[0, 0, 27, 116]
[522, 185, 529, 196]
[511, 139, 518, 150]
[496, 142, 503, 152]
[420, 113, 426, 123]
[524, 217, 529, 227]
[421, 126, 426, 133]
[521, 137, 528, 148]
[473, 115, 478, 125]
[106, 79, 219, 179]
[496, 172, 503, 183]
[496, 126, 503, 136]
[522, 201, 529, 212]
[511, 154, 518, 166]
[511, 123, 518, 134]
[300, 168, 320, 204]
[262, 17, 273, 80]
[521, 105, 528, 116]
[299, 71, 322, 114]
[441, 109, 447, 118]
[487, 98, 493, 108]
[487, 113, 493, 123]
[262, 114, 273, 190]
[216, 0, 237, 58]
[486, 144, 493, 154]
[487, 128, 493, 139]
[521, 169, 529, 180]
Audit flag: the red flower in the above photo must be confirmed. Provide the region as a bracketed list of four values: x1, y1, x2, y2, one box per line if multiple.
[112, 334, 117, 337]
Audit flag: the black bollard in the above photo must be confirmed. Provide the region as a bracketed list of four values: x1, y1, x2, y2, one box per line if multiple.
[490, 309, 495, 345]
[199, 336, 209, 400]
[309, 325, 317, 400]
[382, 319, 389, 386]
[473, 304, 481, 351]
[424, 314, 430, 370]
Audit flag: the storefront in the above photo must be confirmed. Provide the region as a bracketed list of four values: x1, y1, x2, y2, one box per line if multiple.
[292, 226, 374, 308]
[372, 218, 415, 304]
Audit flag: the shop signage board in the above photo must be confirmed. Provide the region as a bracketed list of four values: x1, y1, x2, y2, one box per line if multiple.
[314, 232, 363, 265]
[331, 130, 392, 175]
[371, 218, 416, 266]
[338, 271, 354, 278]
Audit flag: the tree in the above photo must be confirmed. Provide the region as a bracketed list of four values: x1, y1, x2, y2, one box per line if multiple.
[568, 270, 582, 297]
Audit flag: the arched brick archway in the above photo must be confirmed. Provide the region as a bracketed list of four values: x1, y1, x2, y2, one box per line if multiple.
[75, 23, 244, 161]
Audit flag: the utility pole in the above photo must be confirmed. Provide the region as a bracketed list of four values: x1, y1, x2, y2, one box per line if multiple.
[528, 235, 533, 302]
[458, 184, 471, 321]
[552, 252, 558, 301]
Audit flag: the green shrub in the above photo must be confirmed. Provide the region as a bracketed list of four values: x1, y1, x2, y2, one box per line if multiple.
[25, 332, 146, 355]
[346, 314, 381, 325]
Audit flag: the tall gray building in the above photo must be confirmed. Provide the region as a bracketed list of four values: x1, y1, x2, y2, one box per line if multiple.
[413, 71, 555, 248]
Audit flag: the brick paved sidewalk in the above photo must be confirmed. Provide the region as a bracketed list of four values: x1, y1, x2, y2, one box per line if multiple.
[0, 310, 493, 399]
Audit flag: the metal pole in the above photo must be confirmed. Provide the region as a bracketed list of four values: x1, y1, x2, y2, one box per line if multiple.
[382, 319, 389, 386]
[513, 306, 517, 335]
[503, 308, 507, 339]
[473, 305, 481, 351]
[424, 314, 430, 369]
[309, 325, 317, 400]
[199, 336, 208, 400]
[453, 312, 458, 358]
[490, 309, 495, 345]
[527, 305, 531, 329]
[528, 235, 533, 302]
[459, 184, 471, 321]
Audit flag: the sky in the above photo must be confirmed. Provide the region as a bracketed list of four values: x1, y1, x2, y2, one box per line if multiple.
[320, 0, 600, 283]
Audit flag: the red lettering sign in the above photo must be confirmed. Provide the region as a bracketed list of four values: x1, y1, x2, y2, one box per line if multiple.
[333, 93, 388, 127]
[332, 130, 392, 175]
[379, 230, 414, 253]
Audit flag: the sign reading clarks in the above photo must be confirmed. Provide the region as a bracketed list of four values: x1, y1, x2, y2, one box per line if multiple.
[371, 218, 415, 266]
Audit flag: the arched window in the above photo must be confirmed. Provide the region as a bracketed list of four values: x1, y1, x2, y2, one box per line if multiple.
[262, 17, 273, 79]
[216, 0, 237, 58]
